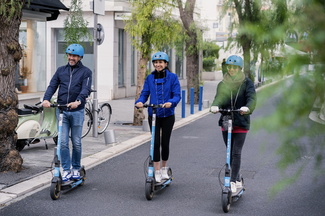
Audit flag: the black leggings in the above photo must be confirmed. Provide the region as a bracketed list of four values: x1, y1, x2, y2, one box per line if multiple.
[222, 131, 247, 182]
[148, 115, 175, 162]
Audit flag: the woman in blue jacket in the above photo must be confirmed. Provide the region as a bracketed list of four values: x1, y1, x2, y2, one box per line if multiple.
[135, 52, 181, 183]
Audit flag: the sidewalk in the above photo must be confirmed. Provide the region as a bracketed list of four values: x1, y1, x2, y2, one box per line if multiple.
[0, 80, 220, 207]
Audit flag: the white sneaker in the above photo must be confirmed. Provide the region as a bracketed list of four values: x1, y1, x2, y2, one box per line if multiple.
[72, 169, 80, 180]
[62, 170, 72, 181]
[230, 182, 237, 193]
[236, 181, 242, 189]
[155, 170, 162, 183]
[161, 167, 169, 180]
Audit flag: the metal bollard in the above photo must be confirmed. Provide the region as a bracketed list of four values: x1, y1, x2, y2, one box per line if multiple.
[104, 129, 116, 144]
[142, 119, 150, 132]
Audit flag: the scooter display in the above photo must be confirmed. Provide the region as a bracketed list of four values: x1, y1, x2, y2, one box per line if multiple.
[16, 100, 58, 151]
[49, 104, 86, 200]
[218, 109, 245, 213]
[141, 104, 173, 200]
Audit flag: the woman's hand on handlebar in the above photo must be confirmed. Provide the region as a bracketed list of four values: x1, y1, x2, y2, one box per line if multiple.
[42, 100, 51, 108]
[239, 106, 250, 115]
[162, 102, 172, 108]
[210, 106, 219, 114]
[135, 102, 143, 108]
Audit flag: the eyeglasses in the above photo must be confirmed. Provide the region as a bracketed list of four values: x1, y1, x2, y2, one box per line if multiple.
[227, 65, 240, 70]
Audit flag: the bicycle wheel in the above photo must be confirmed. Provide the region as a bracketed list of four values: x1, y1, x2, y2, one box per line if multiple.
[82, 108, 93, 138]
[97, 103, 112, 134]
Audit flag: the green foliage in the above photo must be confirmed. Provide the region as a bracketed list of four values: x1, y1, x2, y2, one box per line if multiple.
[203, 57, 216, 72]
[63, 0, 92, 48]
[0, 0, 24, 21]
[225, 0, 325, 194]
[202, 41, 220, 71]
[202, 41, 219, 58]
[124, 0, 183, 58]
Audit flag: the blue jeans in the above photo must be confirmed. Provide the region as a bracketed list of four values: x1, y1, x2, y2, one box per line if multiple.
[56, 109, 84, 171]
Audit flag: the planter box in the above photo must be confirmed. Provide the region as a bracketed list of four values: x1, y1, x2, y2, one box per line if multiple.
[202, 71, 223, 81]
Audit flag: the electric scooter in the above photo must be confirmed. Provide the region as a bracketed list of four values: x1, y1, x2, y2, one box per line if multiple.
[16, 99, 58, 151]
[141, 104, 173, 200]
[49, 104, 86, 200]
[218, 109, 245, 213]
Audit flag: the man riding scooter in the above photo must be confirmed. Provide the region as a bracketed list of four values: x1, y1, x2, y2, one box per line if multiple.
[42, 44, 92, 181]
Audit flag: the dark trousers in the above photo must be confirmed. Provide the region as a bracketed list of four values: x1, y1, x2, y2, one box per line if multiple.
[222, 131, 247, 182]
[148, 115, 175, 162]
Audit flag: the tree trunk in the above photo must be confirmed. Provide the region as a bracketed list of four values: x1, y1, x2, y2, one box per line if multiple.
[186, 51, 200, 103]
[177, 0, 200, 104]
[133, 55, 149, 126]
[0, 6, 24, 172]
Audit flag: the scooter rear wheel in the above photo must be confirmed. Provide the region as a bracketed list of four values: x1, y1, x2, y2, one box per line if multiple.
[79, 168, 86, 186]
[222, 190, 231, 213]
[50, 181, 61, 200]
[145, 180, 154, 200]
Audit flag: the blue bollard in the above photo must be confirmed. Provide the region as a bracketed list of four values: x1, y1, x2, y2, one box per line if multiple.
[190, 87, 194, 114]
[199, 86, 203, 111]
[182, 90, 186, 118]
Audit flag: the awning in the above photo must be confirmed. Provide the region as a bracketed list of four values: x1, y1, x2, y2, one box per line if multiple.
[23, 0, 69, 21]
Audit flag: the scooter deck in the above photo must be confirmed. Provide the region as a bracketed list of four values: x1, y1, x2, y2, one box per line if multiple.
[232, 187, 245, 199]
[154, 176, 173, 190]
[61, 176, 85, 189]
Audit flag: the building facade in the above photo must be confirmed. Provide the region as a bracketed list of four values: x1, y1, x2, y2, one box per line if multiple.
[19, 0, 188, 103]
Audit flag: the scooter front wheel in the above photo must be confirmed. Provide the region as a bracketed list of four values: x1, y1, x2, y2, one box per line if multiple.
[50, 181, 61, 200]
[145, 180, 154, 200]
[222, 190, 231, 213]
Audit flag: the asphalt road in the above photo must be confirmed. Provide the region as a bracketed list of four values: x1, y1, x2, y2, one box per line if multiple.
[1, 85, 325, 216]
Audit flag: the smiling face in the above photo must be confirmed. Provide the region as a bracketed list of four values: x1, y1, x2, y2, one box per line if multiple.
[227, 64, 241, 77]
[67, 54, 82, 66]
[153, 60, 168, 72]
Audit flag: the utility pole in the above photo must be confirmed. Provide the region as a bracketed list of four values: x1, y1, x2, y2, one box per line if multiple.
[92, 0, 105, 137]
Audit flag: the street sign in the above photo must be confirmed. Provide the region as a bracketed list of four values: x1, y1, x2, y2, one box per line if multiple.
[94, 0, 105, 15]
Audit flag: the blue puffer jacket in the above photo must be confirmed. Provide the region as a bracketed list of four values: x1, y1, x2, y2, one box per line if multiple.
[136, 69, 181, 117]
[43, 61, 92, 111]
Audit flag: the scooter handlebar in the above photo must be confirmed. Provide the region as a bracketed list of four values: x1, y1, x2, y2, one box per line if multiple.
[218, 109, 241, 115]
[50, 104, 68, 109]
[142, 104, 164, 109]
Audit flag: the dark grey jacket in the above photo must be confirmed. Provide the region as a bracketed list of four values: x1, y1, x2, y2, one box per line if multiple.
[43, 61, 92, 111]
[211, 77, 256, 130]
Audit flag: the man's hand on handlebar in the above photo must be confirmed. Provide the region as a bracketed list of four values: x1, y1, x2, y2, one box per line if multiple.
[42, 100, 51, 108]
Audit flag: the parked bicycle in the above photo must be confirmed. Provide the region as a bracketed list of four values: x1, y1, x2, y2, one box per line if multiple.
[82, 89, 112, 138]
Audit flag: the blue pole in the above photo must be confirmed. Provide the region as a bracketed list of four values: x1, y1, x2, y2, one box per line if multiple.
[190, 87, 194, 114]
[182, 90, 186, 118]
[199, 86, 203, 111]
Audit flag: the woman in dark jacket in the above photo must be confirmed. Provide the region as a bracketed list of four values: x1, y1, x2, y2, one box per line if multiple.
[210, 55, 256, 193]
[135, 51, 181, 183]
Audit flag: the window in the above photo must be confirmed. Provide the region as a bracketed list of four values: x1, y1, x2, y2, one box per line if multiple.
[131, 43, 136, 86]
[118, 29, 125, 87]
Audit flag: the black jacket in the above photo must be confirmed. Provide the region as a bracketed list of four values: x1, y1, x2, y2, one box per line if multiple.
[211, 77, 256, 130]
[43, 61, 92, 111]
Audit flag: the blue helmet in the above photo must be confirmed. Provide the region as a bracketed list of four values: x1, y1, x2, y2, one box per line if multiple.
[226, 55, 243, 68]
[66, 44, 84, 57]
[152, 52, 169, 63]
